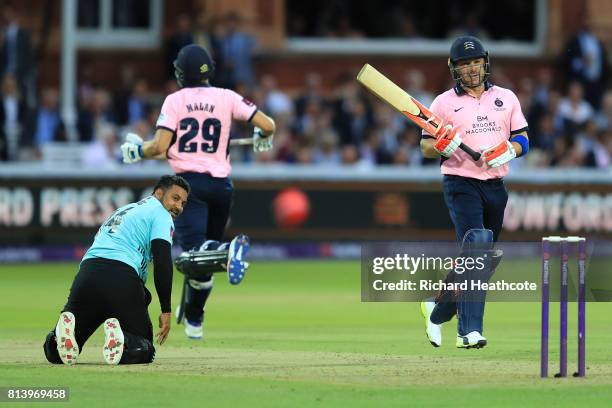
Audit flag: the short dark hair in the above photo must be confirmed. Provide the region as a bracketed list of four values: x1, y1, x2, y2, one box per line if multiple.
[153, 175, 191, 195]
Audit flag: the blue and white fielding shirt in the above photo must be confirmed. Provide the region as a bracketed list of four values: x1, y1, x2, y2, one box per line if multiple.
[82, 196, 174, 283]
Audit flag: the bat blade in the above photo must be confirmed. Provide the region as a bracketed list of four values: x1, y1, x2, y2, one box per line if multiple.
[229, 138, 254, 146]
[356, 64, 481, 161]
[357, 64, 421, 116]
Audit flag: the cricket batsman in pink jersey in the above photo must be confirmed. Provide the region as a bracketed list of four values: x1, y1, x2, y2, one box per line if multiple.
[120, 44, 276, 339]
[419, 36, 529, 349]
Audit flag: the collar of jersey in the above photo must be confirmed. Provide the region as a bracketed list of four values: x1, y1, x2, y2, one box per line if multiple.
[453, 81, 493, 96]
[184, 83, 212, 88]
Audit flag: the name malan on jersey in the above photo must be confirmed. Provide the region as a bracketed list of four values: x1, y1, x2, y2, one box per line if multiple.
[186, 102, 215, 114]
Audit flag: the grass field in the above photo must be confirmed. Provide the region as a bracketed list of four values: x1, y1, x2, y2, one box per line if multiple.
[1, 261, 611, 407]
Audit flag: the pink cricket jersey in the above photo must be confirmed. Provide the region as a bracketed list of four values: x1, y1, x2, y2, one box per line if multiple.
[423, 85, 528, 180]
[156, 86, 258, 177]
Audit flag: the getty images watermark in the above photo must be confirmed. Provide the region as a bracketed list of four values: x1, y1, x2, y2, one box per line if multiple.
[361, 241, 608, 302]
[370, 252, 535, 292]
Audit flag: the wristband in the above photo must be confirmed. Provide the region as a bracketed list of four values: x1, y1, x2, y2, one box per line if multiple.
[510, 134, 529, 157]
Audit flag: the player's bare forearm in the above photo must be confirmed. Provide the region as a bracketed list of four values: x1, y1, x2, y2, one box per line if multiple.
[251, 111, 276, 135]
[511, 141, 522, 157]
[509, 131, 528, 157]
[142, 140, 166, 159]
[142, 128, 174, 159]
[420, 138, 441, 159]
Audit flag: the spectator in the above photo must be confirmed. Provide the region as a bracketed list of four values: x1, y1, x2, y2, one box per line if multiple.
[164, 14, 193, 80]
[544, 89, 566, 133]
[340, 144, 364, 166]
[34, 87, 64, 147]
[560, 13, 609, 110]
[293, 98, 324, 139]
[260, 75, 293, 118]
[295, 72, 327, 119]
[594, 90, 612, 131]
[403, 69, 434, 109]
[550, 132, 585, 167]
[0, 3, 34, 108]
[81, 125, 120, 169]
[533, 67, 555, 108]
[112, 64, 136, 126]
[326, 15, 364, 38]
[334, 97, 372, 146]
[0, 74, 25, 161]
[76, 89, 115, 142]
[193, 13, 223, 65]
[394, 12, 421, 38]
[219, 12, 256, 89]
[590, 129, 612, 168]
[447, 12, 490, 40]
[126, 79, 151, 125]
[312, 129, 340, 165]
[531, 112, 557, 152]
[359, 130, 381, 167]
[293, 140, 314, 164]
[557, 81, 594, 129]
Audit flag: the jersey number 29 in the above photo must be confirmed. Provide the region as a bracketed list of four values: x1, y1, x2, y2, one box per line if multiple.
[179, 117, 222, 153]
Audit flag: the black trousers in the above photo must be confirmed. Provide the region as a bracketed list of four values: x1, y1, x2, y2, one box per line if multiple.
[173, 172, 233, 250]
[442, 175, 508, 242]
[59, 258, 153, 349]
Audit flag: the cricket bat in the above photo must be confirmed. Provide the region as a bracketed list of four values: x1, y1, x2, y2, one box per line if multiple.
[356, 64, 481, 161]
[229, 138, 254, 146]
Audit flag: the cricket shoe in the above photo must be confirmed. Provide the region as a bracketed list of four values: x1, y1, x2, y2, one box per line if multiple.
[176, 305, 204, 339]
[55, 312, 79, 365]
[103, 318, 125, 365]
[227, 234, 250, 285]
[420, 298, 442, 347]
[185, 318, 203, 339]
[456, 331, 487, 349]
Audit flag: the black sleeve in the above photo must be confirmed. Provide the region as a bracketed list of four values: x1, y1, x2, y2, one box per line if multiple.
[151, 239, 173, 313]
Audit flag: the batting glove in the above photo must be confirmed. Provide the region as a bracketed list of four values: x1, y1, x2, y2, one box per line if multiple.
[120, 132, 144, 164]
[483, 140, 516, 168]
[253, 127, 274, 153]
[433, 125, 462, 158]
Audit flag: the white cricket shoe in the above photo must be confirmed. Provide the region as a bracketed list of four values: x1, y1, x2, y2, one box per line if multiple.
[55, 312, 79, 365]
[456, 331, 487, 349]
[176, 304, 204, 339]
[185, 319, 203, 339]
[102, 318, 125, 364]
[420, 299, 442, 347]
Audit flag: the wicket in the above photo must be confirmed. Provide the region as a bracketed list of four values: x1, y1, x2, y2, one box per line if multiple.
[540, 236, 586, 378]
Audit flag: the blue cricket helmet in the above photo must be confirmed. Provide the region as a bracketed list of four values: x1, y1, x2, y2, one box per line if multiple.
[447, 36, 490, 87]
[173, 44, 215, 88]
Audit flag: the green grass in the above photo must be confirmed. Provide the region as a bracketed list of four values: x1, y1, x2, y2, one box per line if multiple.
[1, 261, 611, 407]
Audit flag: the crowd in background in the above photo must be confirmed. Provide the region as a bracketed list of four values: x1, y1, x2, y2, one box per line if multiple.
[1, 3, 611, 169]
[286, 0, 534, 41]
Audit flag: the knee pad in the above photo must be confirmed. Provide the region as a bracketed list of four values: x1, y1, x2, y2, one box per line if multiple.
[175, 248, 228, 279]
[461, 228, 496, 275]
[188, 276, 214, 290]
[461, 228, 494, 248]
[43, 330, 63, 364]
[119, 332, 155, 364]
[199, 240, 220, 251]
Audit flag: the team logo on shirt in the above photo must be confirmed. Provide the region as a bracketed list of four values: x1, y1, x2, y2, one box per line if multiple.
[242, 98, 255, 107]
[494, 98, 506, 111]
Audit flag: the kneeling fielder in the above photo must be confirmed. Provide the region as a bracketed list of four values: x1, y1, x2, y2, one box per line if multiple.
[43, 175, 189, 365]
